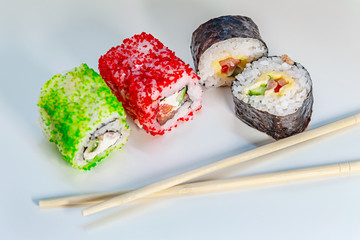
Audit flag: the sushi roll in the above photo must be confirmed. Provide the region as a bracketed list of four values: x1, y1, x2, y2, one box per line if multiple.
[99, 32, 202, 136]
[191, 15, 268, 87]
[231, 55, 313, 140]
[38, 64, 130, 170]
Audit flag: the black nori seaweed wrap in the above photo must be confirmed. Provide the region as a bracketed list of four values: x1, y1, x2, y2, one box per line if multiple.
[190, 15, 268, 72]
[233, 89, 313, 140]
[231, 57, 313, 140]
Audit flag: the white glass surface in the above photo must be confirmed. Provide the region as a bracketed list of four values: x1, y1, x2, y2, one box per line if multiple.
[1, 0, 360, 239]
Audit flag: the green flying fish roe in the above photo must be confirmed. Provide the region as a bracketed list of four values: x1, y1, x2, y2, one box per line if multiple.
[38, 64, 129, 170]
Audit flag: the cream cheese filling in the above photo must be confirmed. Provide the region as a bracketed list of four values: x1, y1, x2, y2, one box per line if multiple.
[160, 89, 184, 111]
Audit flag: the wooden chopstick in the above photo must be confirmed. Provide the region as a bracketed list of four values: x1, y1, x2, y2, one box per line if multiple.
[40, 160, 360, 208]
[82, 113, 360, 216]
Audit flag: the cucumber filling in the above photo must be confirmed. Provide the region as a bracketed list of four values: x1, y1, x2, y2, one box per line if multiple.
[248, 84, 267, 96]
[229, 66, 243, 78]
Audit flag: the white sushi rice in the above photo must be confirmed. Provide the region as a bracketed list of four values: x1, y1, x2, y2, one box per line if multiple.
[232, 56, 312, 116]
[198, 38, 267, 87]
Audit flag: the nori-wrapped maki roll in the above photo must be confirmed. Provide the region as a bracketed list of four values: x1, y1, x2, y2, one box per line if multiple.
[191, 15, 268, 87]
[38, 64, 130, 170]
[231, 55, 313, 140]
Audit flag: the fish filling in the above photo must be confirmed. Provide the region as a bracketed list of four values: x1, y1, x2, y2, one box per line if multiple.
[156, 86, 191, 125]
[83, 119, 121, 161]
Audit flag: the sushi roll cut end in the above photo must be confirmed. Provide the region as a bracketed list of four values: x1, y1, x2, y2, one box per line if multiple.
[232, 55, 313, 140]
[38, 64, 130, 170]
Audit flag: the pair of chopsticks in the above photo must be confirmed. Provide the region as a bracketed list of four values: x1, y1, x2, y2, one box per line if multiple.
[39, 113, 360, 215]
[40, 160, 360, 208]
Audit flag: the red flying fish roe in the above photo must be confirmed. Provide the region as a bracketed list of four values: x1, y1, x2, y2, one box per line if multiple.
[99, 32, 202, 135]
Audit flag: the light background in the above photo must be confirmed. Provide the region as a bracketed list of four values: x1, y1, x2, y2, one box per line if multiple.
[1, 0, 360, 239]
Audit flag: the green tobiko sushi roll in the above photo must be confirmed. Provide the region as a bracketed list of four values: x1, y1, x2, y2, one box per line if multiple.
[38, 64, 130, 170]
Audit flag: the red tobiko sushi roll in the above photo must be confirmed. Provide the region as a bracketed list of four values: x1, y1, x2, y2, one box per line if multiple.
[99, 32, 203, 135]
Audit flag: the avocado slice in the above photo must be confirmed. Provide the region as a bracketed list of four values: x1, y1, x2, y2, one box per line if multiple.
[176, 87, 187, 104]
[248, 84, 267, 96]
[87, 138, 99, 153]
